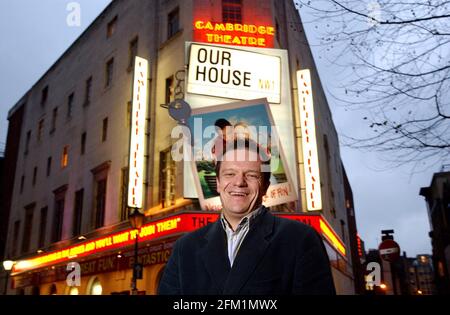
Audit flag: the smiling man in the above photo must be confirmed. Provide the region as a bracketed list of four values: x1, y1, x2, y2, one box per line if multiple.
[158, 138, 336, 295]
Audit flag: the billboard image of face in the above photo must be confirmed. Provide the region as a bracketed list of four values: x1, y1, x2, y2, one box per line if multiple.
[186, 98, 297, 211]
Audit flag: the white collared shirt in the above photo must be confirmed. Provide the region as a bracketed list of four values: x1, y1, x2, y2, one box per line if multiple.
[220, 207, 263, 267]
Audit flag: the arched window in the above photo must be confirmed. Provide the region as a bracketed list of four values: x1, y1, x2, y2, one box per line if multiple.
[31, 286, 40, 295]
[65, 286, 79, 295]
[49, 284, 57, 295]
[87, 277, 102, 295]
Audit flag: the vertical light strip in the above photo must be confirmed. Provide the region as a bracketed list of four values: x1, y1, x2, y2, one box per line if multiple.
[297, 69, 322, 211]
[320, 218, 346, 256]
[128, 56, 149, 208]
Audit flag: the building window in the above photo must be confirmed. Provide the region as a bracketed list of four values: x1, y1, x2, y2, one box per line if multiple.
[88, 277, 103, 295]
[51, 107, 58, 133]
[52, 185, 67, 243]
[20, 175, 25, 194]
[37, 119, 44, 141]
[128, 36, 139, 70]
[41, 85, 48, 106]
[13, 220, 21, 256]
[102, 118, 108, 142]
[340, 219, 346, 243]
[120, 167, 129, 222]
[127, 101, 132, 130]
[47, 156, 52, 177]
[62, 146, 69, 168]
[84, 76, 92, 106]
[31, 286, 40, 296]
[73, 189, 84, 237]
[25, 130, 31, 155]
[165, 76, 174, 105]
[275, 20, 280, 45]
[38, 206, 48, 248]
[49, 284, 57, 295]
[81, 132, 86, 155]
[106, 15, 117, 38]
[159, 149, 176, 208]
[95, 179, 107, 229]
[22, 204, 35, 253]
[167, 7, 180, 39]
[222, 0, 242, 24]
[68, 287, 79, 295]
[105, 58, 114, 88]
[67, 93, 74, 118]
[91, 162, 110, 229]
[52, 199, 64, 242]
[32, 167, 37, 186]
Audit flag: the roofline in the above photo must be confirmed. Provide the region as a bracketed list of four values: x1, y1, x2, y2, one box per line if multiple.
[421, 171, 450, 194]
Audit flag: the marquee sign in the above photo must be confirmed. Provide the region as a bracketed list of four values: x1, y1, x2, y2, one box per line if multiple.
[128, 56, 149, 209]
[13, 239, 177, 289]
[297, 70, 322, 211]
[12, 212, 344, 274]
[12, 213, 217, 274]
[193, 21, 275, 48]
[187, 43, 281, 103]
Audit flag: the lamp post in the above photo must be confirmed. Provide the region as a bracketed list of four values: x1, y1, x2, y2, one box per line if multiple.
[128, 209, 145, 295]
[3, 260, 15, 295]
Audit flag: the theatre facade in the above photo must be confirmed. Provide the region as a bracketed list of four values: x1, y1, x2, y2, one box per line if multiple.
[2, 0, 360, 295]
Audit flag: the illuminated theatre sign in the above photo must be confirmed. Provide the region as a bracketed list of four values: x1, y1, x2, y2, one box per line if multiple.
[193, 21, 275, 48]
[12, 213, 345, 274]
[187, 43, 281, 103]
[128, 56, 149, 209]
[297, 69, 322, 211]
[12, 213, 219, 274]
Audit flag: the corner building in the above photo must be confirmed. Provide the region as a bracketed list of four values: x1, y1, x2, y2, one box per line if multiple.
[3, 0, 359, 295]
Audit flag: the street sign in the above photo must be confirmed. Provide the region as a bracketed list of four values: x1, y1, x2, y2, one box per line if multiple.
[378, 239, 400, 262]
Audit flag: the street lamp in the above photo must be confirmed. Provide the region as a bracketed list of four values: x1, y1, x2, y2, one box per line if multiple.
[129, 209, 145, 295]
[3, 260, 15, 295]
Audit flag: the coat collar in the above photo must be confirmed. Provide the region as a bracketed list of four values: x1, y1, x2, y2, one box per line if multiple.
[199, 207, 275, 294]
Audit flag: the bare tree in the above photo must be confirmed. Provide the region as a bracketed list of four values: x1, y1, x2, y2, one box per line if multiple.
[295, 0, 450, 168]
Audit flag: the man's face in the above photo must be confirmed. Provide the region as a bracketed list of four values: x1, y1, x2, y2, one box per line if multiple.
[216, 148, 270, 217]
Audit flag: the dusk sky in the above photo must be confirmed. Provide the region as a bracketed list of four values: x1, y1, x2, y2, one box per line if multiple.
[0, 0, 437, 257]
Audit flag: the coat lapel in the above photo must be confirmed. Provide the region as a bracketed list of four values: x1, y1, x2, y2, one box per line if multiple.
[223, 208, 275, 294]
[199, 220, 231, 293]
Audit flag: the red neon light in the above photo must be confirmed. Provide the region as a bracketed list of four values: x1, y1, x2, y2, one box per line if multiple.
[357, 234, 363, 257]
[193, 20, 275, 48]
[13, 213, 344, 273]
[12, 213, 218, 273]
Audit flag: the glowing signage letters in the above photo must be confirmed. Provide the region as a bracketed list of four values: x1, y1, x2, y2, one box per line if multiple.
[187, 43, 281, 103]
[193, 21, 275, 48]
[128, 56, 149, 208]
[12, 213, 344, 274]
[297, 70, 322, 211]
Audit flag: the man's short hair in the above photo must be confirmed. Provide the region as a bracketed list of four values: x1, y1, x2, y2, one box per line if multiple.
[214, 138, 271, 186]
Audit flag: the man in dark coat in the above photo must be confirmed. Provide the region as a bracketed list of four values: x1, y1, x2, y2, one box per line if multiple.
[158, 138, 336, 295]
